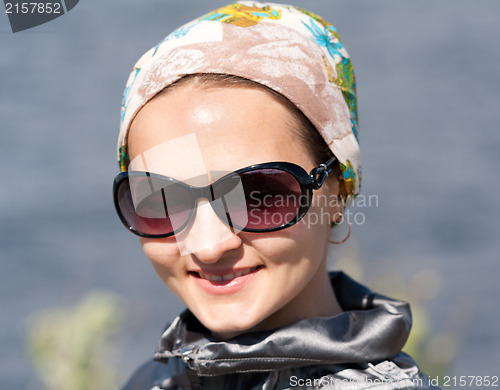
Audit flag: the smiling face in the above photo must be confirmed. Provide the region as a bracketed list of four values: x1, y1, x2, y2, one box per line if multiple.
[127, 79, 342, 339]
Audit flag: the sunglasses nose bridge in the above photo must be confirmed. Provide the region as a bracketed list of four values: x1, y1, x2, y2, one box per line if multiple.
[190, 184, 238, 229]
[189, 184, 233, 228]
[190, 184, 216, 203]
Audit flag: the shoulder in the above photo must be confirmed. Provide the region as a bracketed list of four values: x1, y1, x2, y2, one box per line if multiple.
[363, 353, 439, 389]
[322, 352, 440, 389]
[120, 358, 186, 390]
[287, 353, 440, 389]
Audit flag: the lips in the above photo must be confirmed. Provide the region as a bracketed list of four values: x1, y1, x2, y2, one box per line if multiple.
[189, 266, 262, 282]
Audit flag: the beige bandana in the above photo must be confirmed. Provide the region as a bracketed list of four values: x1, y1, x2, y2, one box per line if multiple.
[118, 1, 361, 197]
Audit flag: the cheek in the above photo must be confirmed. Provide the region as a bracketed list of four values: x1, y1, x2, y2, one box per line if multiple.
[248, 217, 330, 267]
[139, 237, 183, 280]
[299, 180, 342, 239]
[290, 202, 334, 262]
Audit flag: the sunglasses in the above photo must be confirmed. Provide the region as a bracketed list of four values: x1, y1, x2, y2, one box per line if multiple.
[113, 156, 337, 238]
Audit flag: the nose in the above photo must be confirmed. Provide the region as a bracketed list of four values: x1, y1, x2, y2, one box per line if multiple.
[177, 198, 242, 262]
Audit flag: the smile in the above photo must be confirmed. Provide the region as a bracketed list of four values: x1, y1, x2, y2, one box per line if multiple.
[190, 266, 262, 282]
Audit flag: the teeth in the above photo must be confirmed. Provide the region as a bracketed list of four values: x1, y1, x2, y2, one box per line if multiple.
[198, 267, 259, 282]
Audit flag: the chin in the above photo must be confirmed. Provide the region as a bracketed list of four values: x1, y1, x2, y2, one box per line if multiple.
[197, 309, 266, 340]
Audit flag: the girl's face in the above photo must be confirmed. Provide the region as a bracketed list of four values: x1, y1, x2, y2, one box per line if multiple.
[128, 83, 341, 339]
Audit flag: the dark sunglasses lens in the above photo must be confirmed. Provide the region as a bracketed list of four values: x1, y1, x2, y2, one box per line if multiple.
[116, 175, 193, 236]
[213, 169, 303, 231]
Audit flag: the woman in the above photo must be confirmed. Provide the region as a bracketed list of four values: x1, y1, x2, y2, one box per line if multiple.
[114, 2, 438, 389]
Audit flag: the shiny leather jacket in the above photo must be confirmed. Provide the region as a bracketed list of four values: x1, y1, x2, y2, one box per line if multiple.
[122, 272, 440, 389]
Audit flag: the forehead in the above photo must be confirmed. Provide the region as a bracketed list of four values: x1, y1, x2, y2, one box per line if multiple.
[127, 84, 315, 179]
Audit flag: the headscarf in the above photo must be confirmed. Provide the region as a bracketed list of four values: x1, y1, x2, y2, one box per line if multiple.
[118, 1, 361, 197]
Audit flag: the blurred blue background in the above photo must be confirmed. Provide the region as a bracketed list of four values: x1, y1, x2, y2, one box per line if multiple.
[1, 0, 499, 387]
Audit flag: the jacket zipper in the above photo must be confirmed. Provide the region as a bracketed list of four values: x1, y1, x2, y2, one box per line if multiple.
[181, 348, 195, 370]
[181, 349, 205, 389]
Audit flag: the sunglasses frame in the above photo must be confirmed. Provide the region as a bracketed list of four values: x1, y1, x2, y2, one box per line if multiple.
[113, 157, 337, 238]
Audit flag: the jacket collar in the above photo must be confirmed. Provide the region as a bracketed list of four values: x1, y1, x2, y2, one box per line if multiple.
[154, 272, 412, 376]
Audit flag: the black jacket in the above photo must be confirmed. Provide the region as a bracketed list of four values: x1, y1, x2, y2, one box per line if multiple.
[122, 272, 439, 389]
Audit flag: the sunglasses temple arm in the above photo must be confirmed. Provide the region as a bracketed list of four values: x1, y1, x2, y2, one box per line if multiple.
[311, 156, 337, 190]
[322, 156, 337, 174]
